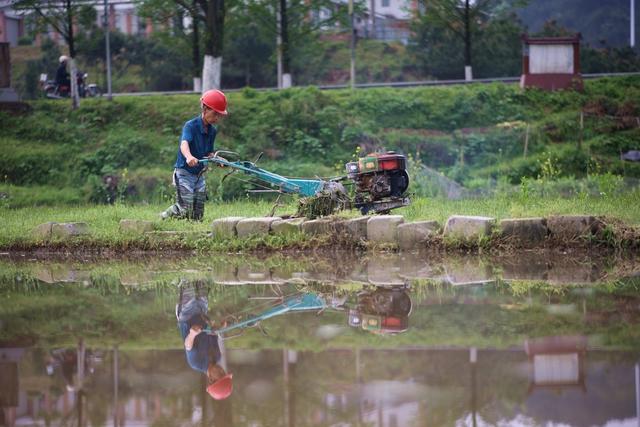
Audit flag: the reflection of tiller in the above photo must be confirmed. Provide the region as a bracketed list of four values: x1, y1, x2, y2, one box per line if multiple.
[199, 150, 410, 216]
[210, 286, 412, 336]
[348, 287, 412, 334]
[212, 293, 327, 335]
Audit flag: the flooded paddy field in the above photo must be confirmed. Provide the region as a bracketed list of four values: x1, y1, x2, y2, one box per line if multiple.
[1, 251, 639, 426]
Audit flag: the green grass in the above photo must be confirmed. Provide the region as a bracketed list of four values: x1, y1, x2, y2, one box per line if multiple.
[0, 192, 638, 251]
[402, 190, 640, 225]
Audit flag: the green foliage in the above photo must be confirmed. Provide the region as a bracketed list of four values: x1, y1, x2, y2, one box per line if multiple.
[76, 31, 192, 91]
[518, 0, 636, 47]
[2, 76, 640, 207]
[409, 0, 524, 79]
[0, 138, 74, 185]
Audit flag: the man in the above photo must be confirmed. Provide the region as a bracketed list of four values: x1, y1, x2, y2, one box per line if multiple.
[176, 280, 233, 400]
[55, 56, 71, 93]
[161, 89, 228, 220]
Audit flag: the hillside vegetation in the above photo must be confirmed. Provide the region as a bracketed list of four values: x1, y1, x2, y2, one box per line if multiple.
[1, 76, 639, 208]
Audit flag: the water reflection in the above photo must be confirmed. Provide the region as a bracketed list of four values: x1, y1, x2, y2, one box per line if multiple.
[2, 344, 639, 426]
[4, 251, 639, 287]
[348, 286, 412, 334]
[177, 280, 233, 400]
[2, 252, 640, 426]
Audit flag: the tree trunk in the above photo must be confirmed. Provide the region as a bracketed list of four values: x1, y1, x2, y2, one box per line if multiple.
[202, 55, 222, 90]
[69, 57, 80, 109]
[192, 2, 201, 91]
[66, 0, 79, 108]
[192, 0, 200, 78]
[279, 0, 291, 88]
[201, 0, 225, 91]
[370, 0, 376, 38]
[463, 0, 472, 81]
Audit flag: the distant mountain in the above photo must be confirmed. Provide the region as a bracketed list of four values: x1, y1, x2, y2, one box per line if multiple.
[516, 0, 638, 48]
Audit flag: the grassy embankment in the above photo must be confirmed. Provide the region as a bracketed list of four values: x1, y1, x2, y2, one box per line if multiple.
[1, 194, 640, 251]
[1, 76, 639, 251]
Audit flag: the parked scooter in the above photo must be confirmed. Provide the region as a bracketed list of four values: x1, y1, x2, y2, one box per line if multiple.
[41, 71, 101, 99]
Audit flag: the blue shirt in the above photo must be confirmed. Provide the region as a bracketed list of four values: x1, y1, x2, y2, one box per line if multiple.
[174, 116, 216, 175]
[178, 321, 221, 373]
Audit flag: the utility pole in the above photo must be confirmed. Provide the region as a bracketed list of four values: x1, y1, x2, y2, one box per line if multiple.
[104, 0, 112, 100]
[632, 0, 636, 47]
[276, 2, 282, 89]
[349, 0, 356, 88]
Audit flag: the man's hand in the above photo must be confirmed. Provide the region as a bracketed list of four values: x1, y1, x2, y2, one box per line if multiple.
[216, 155, 227, 168]
[205, 153, 226, 168]
[185, 325, 203, 350]
[186, 155, 198, 167]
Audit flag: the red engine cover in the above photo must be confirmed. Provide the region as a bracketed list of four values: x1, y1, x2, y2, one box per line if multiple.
[377, 153, 406, 171]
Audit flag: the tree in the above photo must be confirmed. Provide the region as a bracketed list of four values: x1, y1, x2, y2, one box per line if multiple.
[410, 0, 525, 79]
[243, 0, 350, 88]
[12, 0, 95, 108]
[138, 0, 203, 89]
[140, 0, 227, 91]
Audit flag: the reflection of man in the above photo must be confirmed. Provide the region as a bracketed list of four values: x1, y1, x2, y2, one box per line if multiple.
[177, 280, 233, 400]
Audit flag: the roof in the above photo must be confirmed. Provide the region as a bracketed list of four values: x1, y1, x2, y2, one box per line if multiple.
[521, 34, 582, 45]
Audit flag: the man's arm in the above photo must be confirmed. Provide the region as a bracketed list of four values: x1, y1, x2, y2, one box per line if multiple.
[180, 140, 198, 167]
[184, 325, 202, 350]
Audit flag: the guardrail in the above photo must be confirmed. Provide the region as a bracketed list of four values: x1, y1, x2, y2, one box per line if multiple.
[110, 72, 640, 97]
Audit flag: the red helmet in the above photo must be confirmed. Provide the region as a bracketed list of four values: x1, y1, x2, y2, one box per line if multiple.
[206, 373, 233, 400]
[201, 89, 228, 115]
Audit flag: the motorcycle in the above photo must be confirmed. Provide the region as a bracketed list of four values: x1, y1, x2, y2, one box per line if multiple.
[41, 71, 101, 99]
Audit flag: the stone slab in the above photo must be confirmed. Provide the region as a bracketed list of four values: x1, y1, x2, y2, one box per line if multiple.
[236, 217, 280, 238]
[443, 257, 494, 285]
[443, 215, 495, 240]
[367, 215, 405, 244]
[211, 217, 246, 238]
[119, 219, 155, 234]
[271, 218, 305, 236]
[547, 215, 597, 240]
[397, 221, 440, 250]
[367, 255, 405, 285]
[336, 217, 369, 241]
[499, 217, 547, 246]
[301, 219, 335, 236]
[32, 222, 56, 240]
[237, 265, 272, 283]
[51, 222, 89, 238]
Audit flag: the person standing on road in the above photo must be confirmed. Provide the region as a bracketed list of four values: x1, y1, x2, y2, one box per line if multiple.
[161, 89, 228, 221]
[176, 279, 233, 400]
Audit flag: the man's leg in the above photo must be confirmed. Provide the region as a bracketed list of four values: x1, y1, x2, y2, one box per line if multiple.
[161, 170, 196, 219]
[191, 175, 207, 221]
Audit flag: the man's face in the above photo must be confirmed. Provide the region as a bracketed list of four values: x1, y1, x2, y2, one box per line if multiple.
[203, 106, 223, 125]
[207, 363, 226, 383]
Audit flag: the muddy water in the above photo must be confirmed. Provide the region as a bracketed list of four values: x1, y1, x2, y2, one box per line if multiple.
[1, 251, 639, 426]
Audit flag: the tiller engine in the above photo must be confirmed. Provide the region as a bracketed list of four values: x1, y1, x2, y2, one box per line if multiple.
[345, 152, 410, 214]
[199, 151, 410, 217]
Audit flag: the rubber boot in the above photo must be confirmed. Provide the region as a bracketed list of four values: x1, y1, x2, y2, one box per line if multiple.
[160, 192, 193, 220]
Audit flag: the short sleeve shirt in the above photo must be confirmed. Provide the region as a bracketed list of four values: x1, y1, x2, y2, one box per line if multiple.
[178, 321, 221, 373]
[174, 116, 216, 175]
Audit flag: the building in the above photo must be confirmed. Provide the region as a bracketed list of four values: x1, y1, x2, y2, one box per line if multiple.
[520, 34, 584, 91]
[0, 1, 24, 46]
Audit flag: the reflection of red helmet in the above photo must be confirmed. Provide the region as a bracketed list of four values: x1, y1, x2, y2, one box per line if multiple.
[206, 373, 233, 400]
[200, 89, 228, 115]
